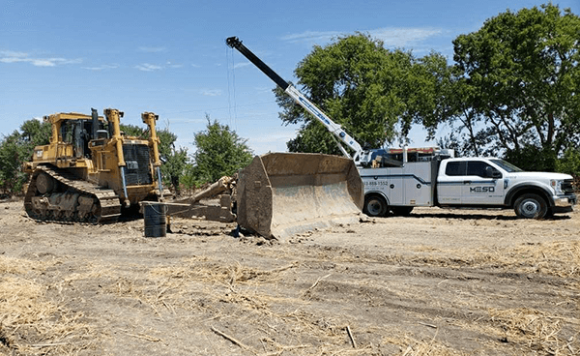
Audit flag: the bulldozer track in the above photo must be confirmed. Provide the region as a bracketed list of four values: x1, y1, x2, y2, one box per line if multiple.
[24, 165, 122, 224]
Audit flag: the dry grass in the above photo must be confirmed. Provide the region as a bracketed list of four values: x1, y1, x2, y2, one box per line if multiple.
[97, 257, 304, 320]
[262, 238, 579, 280]
[0, 277, 57, 328]
[0, 256, 53, 275]
[404, 240, 580, 278]
[487, 308, 580, 356]
[98, 259, 389, 355]
[379, 334, 470, 356]
[0, 257, 94, 356]
[449, 307, 580, 356]
[149, 256, 298, 284]
[510, 240, 580, 277]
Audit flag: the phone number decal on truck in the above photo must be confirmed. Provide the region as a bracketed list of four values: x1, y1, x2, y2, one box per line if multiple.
[364, 180, 389, 186]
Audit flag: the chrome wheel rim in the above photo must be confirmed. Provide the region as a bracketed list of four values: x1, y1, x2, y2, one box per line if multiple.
[520, 199, 540, 218]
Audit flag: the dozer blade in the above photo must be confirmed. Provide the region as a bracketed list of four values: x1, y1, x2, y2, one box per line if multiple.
[236, 153, 363, 240]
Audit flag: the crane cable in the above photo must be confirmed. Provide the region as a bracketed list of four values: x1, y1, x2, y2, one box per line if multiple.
[226, 45, 238, 131]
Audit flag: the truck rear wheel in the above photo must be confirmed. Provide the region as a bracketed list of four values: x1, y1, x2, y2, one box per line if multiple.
[363, 195, 388, 217]
[514, 193, 548, 219]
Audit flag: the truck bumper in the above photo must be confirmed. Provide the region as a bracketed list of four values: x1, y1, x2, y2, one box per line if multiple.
[552, 194, 577, 214]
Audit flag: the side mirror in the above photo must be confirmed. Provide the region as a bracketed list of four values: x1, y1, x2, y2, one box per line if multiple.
[485, 166, 502, 178]
[485, 166, 493, 177]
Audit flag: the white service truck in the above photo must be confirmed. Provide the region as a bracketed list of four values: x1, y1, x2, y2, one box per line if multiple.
[227, 37, 577, 219]
[360, 147, 577, 219]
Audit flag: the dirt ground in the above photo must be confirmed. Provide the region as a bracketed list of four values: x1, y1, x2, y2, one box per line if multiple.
[0, 199, 579, 356]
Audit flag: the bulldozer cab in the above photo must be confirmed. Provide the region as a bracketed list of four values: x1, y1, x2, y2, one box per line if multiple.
[59, 119, 98, 159]
[38, 112, 107, 161]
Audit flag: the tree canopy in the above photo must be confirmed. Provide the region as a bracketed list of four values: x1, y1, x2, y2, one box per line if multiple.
[0, 119, 51, 195]
[275, 33, 451, 155]
[188, 116, 253, 186]
[157, 129, 188, 196]
[275, 4, 579, 176]
[451, 3, 580, 170]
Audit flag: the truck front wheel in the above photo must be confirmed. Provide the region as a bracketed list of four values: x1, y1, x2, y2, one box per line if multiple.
[514, 193, 548, 219]
[363, 195, 388, 217]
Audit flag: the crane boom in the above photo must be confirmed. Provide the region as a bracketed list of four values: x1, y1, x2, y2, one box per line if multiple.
[226, 36, 363, 158]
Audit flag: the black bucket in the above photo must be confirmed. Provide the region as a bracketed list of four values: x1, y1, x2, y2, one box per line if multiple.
[143, 202, 167, 238]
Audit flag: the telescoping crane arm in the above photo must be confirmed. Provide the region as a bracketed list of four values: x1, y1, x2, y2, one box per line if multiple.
[226, 36, 363, 159]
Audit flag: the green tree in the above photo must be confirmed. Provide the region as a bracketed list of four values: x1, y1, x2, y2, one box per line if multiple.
[276, 33, 449, 154]
[452, 3, 580, 170]
[555, 148, 580, 178]
[119, 124, 148, 139]
[179, 163, 197, 193]
[189, 115, 253, 186]
[18, 119, 52, 165]
[0, 119, 51, 195]
[0, 131, 29, 195]
[157, 129, 189, 196]
[402, 51, 460, 146]
[20, 118, 52, 156]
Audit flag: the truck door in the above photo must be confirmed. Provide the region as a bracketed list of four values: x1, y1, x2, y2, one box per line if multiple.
[360, 167, 403, 206]
[403, 161, 433, 206]
[461, 160, 504, 205]
[437, 161, 465, 204]
[388, 172, 404, 205]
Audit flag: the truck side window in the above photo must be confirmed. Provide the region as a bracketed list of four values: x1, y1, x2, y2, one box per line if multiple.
[445, 162, 467, 176]
[466, 161, 487, 177]
[466, 161, 500, 178]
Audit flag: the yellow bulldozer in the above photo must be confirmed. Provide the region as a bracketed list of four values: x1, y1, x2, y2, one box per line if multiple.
[23, 108, 168, 223]
[23, 107, 364, 239]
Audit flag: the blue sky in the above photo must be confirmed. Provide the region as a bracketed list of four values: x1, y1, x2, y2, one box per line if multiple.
[1, 0, 578, 155]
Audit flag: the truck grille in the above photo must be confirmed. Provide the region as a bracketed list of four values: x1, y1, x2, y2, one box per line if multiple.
[561, 179, 575, 194]
[123, 144, 152, 185]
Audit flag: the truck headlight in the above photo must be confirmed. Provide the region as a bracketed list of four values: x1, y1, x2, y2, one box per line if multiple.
[550, 180, 563, 194]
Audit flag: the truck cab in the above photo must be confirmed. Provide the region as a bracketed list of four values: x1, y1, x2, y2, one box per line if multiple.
[437, 157, 576, 218]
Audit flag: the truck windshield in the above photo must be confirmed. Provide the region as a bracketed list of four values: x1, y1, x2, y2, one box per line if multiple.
[489, 159, 524, 173]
